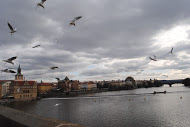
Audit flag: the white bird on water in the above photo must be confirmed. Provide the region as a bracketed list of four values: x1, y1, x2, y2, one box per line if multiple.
[7, 22, 17, 35]
[2, 56, 17, 65]
[54, 103, 61, 106]
[36, 0, 46, 9]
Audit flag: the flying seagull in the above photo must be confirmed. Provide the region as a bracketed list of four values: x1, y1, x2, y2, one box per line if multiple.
[50, 66, 59, 70]
[7, 22, 17, 35]
[55, 78, 60, 81]
[2, 56, 17, 65]
[69, 16, 82, 27]
[1, 68, 16, 73]
[167, 47, 173, 54]
[36, 0, 46, 9]
[149, 55, 157, 61]
[162, 75, 168, 77]
[32, 45, 41, 48]
[56, 39, 60, 43]
[136, 70, 144, 75]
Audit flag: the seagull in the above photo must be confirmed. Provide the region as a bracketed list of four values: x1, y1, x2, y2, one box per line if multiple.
[149, 55, 157, 61]
[167, 47, 174, 54]
[2, 56, 17, 65]
[162, 75, 168, 77]
[32, 45, 41, 48]
[1, 68, 16, 73]
[36, 0, 46, 9]
[136, 70, 144, 75]
[50, 66, 59, 70]
[54, 103, 61, 106]
[7, 22, 17, 35]
[69, 16, 82, 27]
[56, 39, 60, 43]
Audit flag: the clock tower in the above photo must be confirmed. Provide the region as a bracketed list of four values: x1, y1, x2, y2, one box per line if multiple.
[15, 64, 24, 81]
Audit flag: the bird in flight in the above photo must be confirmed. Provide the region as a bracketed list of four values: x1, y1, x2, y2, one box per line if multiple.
[7, 22, 17, 35]
[149, 55, 157, 61]
[56, 39, 60, 43]
[50, 66, 59, 70]
[32, 45, 41, 48]
[1, 68, 16, 73]
[36, 0, 46, 9]
[167, 47, 174, 54]
[136, 70, 144, 75]
[162, 75, 168, 77]
[69, 16, 82, 27]
[2, 56, 17, 65]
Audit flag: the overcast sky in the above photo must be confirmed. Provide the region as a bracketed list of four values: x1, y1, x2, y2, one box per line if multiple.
[1, 0, 190, 82]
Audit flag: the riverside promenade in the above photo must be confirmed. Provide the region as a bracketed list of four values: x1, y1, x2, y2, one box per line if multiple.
[0, 105, 82, 127]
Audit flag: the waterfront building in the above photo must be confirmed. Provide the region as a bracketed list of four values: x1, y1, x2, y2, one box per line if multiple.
[0, 81, 11, 97]
[57, 76, 79, 92]
[87, 81, 97, 90]
[0, 83, 2, 98]
[125, 76, 136, 87]
[78, 81, 97, 91]
[37, 82, 53, 94]
[9, 65, 37, 101]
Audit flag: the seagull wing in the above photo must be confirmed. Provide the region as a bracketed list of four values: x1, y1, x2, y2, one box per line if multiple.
[149, 57, 153, 60]
[41, 0, 46, 4]
[153, 55, 156, 59]
[171, 47, 173, 53]
[74, 16, 82, 21]
[8, 22, 14, 31]
[9, 70, 16, 73]
[8, 56, 17, 61]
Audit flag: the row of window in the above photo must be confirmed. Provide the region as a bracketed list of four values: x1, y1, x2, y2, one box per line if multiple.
[20, 95, 32, 98]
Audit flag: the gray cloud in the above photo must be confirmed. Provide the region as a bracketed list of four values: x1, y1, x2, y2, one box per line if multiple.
[1, 0, 190, 81]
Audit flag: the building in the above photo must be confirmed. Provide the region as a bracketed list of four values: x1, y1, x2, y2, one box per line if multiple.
[15, 64, 24, 81]
[37, 82, 53, 94]
[9, 81, 37, 101]
[57, 76, 79, 92]
[0, 83, 2, 99]
[1, 81, 11, 97]
[9, 65, 37, 101]
[78, 81, 97, 91]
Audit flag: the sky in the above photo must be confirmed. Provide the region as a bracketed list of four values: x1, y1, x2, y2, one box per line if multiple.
[1, 0, 190, 82]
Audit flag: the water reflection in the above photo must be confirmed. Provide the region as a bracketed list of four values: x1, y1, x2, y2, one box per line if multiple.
[7, 84, 190, 127]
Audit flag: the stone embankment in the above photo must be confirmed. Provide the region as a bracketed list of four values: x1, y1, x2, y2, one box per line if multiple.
[0, 105, 83, 127]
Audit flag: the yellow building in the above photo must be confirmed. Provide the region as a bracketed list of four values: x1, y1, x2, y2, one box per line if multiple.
[9, 65, 37, 101]
[9, 81, 37, 101]
[37, 83, 53, 94]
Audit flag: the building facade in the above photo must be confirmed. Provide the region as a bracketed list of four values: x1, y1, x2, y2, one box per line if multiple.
[9, 81, 37, 101]
[9, 65, 37, 101]
[37, 82, 53, 94]
[0, 83, 2, 98]
[1, 81, 11, 97]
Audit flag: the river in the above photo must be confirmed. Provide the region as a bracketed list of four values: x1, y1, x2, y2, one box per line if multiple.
[7, 84, 190, 127]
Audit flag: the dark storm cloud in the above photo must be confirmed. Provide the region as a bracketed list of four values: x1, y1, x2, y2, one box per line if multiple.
[1, 0, 190, 81]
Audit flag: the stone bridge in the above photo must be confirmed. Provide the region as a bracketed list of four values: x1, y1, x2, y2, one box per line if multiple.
[159, 79, 184, 87]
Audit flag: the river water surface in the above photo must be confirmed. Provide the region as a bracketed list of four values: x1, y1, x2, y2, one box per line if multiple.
[8, 84, 190, 127]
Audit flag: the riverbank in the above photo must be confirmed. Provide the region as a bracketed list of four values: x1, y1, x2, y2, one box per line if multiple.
[0, 105, 82, 127]
[40, 89, 109, 98]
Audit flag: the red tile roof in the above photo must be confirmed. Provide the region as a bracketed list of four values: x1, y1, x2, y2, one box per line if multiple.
[11, 81, 36, 86]
[38, 83, 53, 86]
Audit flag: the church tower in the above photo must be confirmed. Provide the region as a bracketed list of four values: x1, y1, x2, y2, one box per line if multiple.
[15, 64, 24, 81]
